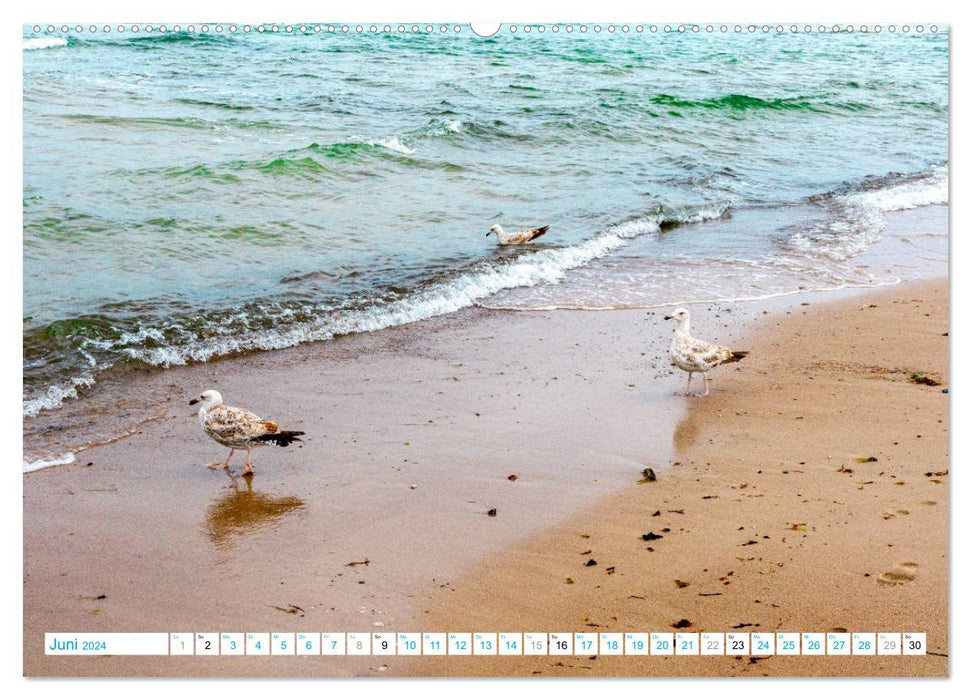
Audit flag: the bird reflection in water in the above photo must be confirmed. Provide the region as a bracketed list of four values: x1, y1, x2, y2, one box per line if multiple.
[204, 473, 306, 550]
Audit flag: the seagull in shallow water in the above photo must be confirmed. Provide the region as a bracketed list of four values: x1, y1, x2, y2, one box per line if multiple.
[664, 308, 749, 397]
[486, 223, 550, 245]
[190, 390, 305, 474]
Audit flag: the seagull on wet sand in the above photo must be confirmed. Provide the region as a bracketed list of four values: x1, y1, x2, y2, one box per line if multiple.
[664, 308, 749, 397]
[190, 390, 305, 474]
[487, 223, 550, 245]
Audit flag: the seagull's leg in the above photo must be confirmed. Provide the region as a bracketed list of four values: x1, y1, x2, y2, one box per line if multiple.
[211, 448, 233, 469]
[683, 372, 693, 396]
[697, 373, 711, 397]
[243, 445, 254, 475]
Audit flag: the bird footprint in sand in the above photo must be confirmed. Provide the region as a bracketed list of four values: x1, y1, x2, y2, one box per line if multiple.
[877, 562, 918, 586]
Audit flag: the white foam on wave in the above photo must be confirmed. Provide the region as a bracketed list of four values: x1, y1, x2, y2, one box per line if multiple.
[843, 166, 948, 213]
[790, 167, 948, 261]
[481, 250, 893, 312]
[442, 119, 464, 134]
[422, 119, 465, 137]
[23, 206, 729, 417]
[121, 216, 665, 369]
[24, 37, 68, 50]
[23, 373, 95, 418]
[23, 452, 76, 473]
[369, 135, 417, 155]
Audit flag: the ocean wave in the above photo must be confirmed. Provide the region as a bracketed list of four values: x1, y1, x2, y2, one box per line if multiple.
[649, 92, 875, 115]
[127, 32, 236, 47]
[23, 373, 96, 418]
[64, 113, 211, 130]
[479, 253, 894, 312]
[117, 215, 667, 368]
[163, 134, 431, 182]
[419, 118, 465, 137]
[788, 166, 948, 261]
[23, 207, 732, 416]
[24, 37, 68, 50]
[365, 135, 416, 155]
[174, 98, 253, 111]
[840, 166, 948, 212]
[23, 452, 76, 473]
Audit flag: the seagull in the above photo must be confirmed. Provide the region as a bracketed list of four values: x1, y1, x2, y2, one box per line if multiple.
[486, 223, 550, 245]
[189, 390, 305, 474]
[664, 308, 748, 397]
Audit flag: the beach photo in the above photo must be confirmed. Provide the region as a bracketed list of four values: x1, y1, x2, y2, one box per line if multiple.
[22, 22, 948, 677]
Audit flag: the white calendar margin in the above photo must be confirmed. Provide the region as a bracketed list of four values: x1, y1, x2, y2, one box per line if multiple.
[9, 0, 964, 697]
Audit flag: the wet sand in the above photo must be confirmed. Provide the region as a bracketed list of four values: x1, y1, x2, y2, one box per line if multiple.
[23, 294, 690, 676]
[23, 277, 947, 677]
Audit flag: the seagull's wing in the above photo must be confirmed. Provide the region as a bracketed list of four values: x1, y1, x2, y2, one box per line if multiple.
[525, 225, 550, 241]
[501, 225, 550, 244]
[688, 338, 734, 366]
[205, 404, 276, 444]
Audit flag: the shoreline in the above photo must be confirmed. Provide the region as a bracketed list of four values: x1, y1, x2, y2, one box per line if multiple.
[22, 203, 948, 469]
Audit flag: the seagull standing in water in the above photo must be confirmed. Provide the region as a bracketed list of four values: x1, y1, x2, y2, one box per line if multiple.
[664, 308, 749, 397]
[190, 390, 305, 474]
[486, 223, 550, 245]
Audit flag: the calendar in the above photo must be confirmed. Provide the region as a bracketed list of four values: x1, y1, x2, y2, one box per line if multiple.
[45, 632, 928, 656]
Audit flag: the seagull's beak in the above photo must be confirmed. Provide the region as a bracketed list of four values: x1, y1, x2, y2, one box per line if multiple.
[485, 231, 491, 237]
[189, 398, 199, 406]
[663, 315, 672, 320]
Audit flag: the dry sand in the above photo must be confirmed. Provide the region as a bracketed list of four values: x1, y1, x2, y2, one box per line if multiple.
[403, 279, 949, 677]
[23, 279, 948, 677]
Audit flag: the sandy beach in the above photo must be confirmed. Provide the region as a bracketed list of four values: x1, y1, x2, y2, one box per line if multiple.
[23, 275, 947, 677]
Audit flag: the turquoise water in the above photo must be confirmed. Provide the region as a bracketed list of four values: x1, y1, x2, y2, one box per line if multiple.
[23, 26, 948, 416]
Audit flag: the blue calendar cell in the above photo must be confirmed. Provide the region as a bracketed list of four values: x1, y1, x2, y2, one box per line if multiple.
[599, 633, 623, 655]
[246, 633, 270, 656]
[675, 632, 699, 655]
[423, 633, 446, 655]
[827, 632, 851, 655]
[220, 633, 244, 656]
[650, 632, 674, 656]
[397, 633, 421, 656]
[776, 633, 800, 656]
[473, 632, 498, 655]
[574, 632, 597, 655]
[499, 632, 523, 655]
[751, 632, 775, 655]
[320, 633, 346, 656]
[852, 633, 876, 656]
[272, 632, 295, 655]
[801, 633, 825, 656]
[448, 632, 472, 656]
[296, 633, 320, 655]
[625, 633, 650, 655]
